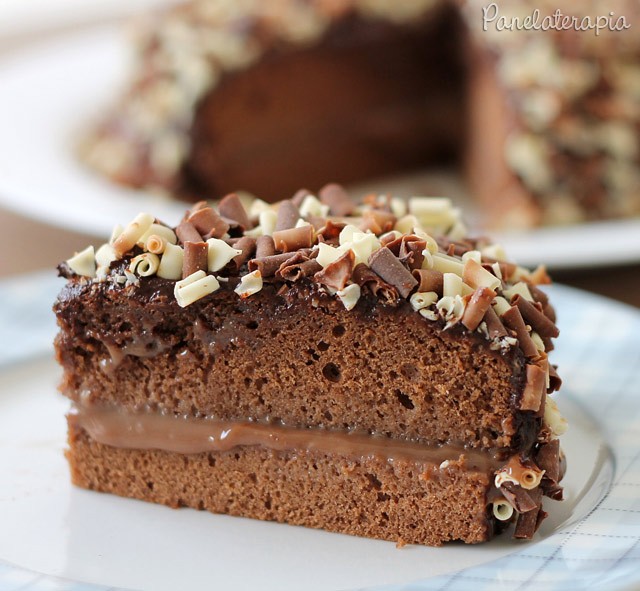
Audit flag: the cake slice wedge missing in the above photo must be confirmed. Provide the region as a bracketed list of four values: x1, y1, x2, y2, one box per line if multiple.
[54, 188, 566, 546]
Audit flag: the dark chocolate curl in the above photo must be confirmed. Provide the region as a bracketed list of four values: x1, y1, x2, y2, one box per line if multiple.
[499, 482, 538, 513]
[386, 235, 426, 271]
[412, 269, 444, 295]
[176, 221, 203, 245]
[182, 241, 208, 278]
[520, 364, 546, 412]
[231, 236, 256, 270]
[352, 263, 399, 305]
[188, 207, 229, 239]
[317, 220, 347, 245]
[501, 306, 539, 358]
[314, 250, 355, 291]
[528, 284, 549, 306]
[275, 200, 300, 231]
[461, 287, 496, 331]
[272, 225, 314, 252]
[278, 254, 322, 282]
[319, 183, 355, 217]
[483, 306, 508, 339]
[218, 193, 251, 231]
[535, 440, 561, 484]
[514, 489, 543, 539]
[368, 247, 417, 299]
[548, 364, 562, 393]
[512, 294, 560, 338]
[248, 252, 302, 277]
[255, 235, 276, 259]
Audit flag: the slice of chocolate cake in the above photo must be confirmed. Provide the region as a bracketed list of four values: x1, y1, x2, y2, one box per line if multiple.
[54, 187, 567, 546]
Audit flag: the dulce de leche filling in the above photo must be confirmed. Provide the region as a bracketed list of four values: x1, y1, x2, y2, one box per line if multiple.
[69, 404, 505, 473]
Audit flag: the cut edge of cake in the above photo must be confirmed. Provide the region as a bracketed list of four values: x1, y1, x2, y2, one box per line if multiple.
[54, 186, 567, 546]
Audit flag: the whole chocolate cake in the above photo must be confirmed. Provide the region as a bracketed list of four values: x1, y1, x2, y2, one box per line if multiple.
[80, 0, 640, 227]
[54, 187, 566, 546]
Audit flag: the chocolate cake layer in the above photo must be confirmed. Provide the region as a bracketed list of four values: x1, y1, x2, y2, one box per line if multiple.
[55, 279, 531, 451]
[68, 426, 498, 546]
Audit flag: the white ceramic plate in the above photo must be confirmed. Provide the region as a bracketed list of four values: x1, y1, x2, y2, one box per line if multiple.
[1, 26, 640, 270]
[2, 276, 640, 590]
[0, 358, 609, 591]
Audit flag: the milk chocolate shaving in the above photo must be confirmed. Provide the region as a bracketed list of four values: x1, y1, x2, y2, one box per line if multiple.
[535, 440, 561, 484]
[512, 294, 560, 338]
[314, 250, 355, 291]
[188, 207, 229, 239]
[255, 235, 276, 259]
[319, 183, 355, 217]
[500, 482, 538, 513]
[461, 287, 496, 331]
[249, 252, 302, 277]
[528, 284, 549, 307]
[352, 264, 399, 305]
[218, 193, 251, 231]
[291, 189, 310, 207]
[272, 225, 314, 252]
[275, 200, 300, 231]
[501, 306, 539, 358]
[176, 221, 203, 244]
[437, 237, 475, 258]
[412, 269, 444, 295]
[483, 306, 508, 339]
[230, 236, 256, 270]
[182, 241, 208, 278]
[519, 364, 546, 412]
[543, 303, 557, 324]
[278, 253, 322, 282]
[317, 220, 347, 245]
[514, 489, 543, 539]
[387, 235, 426, 271]
[548, 364, 562, 393]
[360, 210, 396, 235]
[368, 247, 418, 299]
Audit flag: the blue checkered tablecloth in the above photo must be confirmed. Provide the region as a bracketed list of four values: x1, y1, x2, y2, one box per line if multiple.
[0, 272, 639, 591]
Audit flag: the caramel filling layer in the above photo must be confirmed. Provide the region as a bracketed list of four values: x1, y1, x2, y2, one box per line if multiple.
[70, 404, 505, 473]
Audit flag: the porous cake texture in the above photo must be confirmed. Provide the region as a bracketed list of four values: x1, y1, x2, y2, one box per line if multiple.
[81, 0, 640, 226]
[55, 188, 567, 546]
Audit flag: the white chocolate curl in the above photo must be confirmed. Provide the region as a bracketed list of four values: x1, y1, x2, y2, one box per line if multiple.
[316, 242, 344, 268]
[66, 245, 96, 278]
[145, 235, 167, 254]
[95, 243, 117, 269]
[157, 243, 184, 280]
[430, 253, 464, 276]
[337, 283, 361, 311]
[112, 213, 154, 257]
[129, 253, 160, 277]
[409, 291, 438, 312]
[207, 238, 242, 272]
[544, 396, 569, 437]
[174, 270, 220, 307]
[443, 272, 463, 298]
[462, 259, 501, 291]
[492, 500, 515, 521]
[502, 281, 534, 303]
[234, 270, 263, 298]
[138, 223, 177, 248]
[299, 194, 329, 218]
